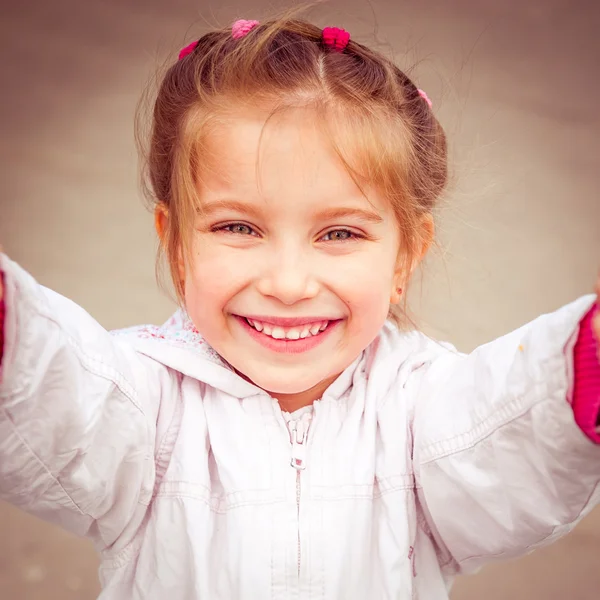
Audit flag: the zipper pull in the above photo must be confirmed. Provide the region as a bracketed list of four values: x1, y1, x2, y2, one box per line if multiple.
[288, 413, 312, 471]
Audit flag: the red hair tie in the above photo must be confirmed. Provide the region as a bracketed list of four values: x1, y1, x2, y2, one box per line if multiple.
[178, 41, 198, 60]
[322, 26, 350, 52]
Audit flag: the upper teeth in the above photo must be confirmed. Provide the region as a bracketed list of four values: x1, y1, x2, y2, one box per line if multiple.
[247, 319, 329, 340]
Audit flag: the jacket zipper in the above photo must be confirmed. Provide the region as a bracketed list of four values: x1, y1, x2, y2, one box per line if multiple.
[286, 411, 312, 577]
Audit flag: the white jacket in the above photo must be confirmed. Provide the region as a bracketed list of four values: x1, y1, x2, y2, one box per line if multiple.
[1, 254, 599, 600]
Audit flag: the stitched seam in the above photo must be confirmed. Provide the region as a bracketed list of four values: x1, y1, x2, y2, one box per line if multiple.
[374, 484, 415, 498]
[154, 491, 287, 514]
[2, 360, 148, 518]
[158, 481, 288, 495]
[2, 303, 142, 416]
[456, 521, 572, 565]
[64, 335, 141, 414]
[152, 375, 183, 497]
[420, 380, 559, 464]
[155, 489, 286, 505]
[2, 376, 148, 520]
[101, 536, 144, 570]
[417, 375, 600, 569]
[1, 406, 86, 516]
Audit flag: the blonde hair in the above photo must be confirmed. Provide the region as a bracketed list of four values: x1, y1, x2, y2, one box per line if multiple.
[137, 11, 447, 325]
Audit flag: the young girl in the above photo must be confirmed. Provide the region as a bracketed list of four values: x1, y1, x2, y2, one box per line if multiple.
[0, 16, 599, 600]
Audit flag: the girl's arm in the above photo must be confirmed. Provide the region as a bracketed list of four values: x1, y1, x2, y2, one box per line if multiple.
[0, 253, 179, 552]
[410, 292, 600, 575]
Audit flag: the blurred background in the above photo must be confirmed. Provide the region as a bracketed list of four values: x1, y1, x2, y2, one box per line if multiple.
[0, 0, 599, 598]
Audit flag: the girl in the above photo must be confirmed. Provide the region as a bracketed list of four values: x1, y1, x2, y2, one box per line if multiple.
[0, 16, 599, 600]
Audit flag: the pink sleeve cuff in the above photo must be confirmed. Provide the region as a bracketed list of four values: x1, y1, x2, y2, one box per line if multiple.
[571, 304, 600, 443]
[0, 274, 4, 370]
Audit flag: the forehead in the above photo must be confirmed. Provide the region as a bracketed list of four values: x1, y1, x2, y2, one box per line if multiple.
[197, 109, 393, 217]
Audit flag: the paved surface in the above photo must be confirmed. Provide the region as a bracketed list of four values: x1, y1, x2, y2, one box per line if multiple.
[0, 0, 599, 598]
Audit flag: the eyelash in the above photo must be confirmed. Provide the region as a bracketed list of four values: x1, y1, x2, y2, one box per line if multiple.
[320, 229, 361, 242]
[212, 223, 364, 242]
[213, 223, 258, 236]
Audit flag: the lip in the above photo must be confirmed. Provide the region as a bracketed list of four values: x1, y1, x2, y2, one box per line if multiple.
[234, 315, 342, 354]
[239, 315, 339, 327]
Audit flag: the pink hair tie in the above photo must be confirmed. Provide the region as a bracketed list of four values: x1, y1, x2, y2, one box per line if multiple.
[178, 41, 199, 61]
[322, 26, 350, 52]
[232, 19, 259, 39]
[418, 89, 433, 108]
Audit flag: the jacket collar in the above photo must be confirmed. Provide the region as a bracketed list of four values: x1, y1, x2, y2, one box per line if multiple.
[112, 310, 377, 402]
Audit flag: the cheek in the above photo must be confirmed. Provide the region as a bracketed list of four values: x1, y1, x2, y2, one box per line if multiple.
[344, 284, 392, 325]
[332, 251, 397, 302]
[331, 266, 395, 333]
[187, 238, 251, 289]
[183, 242, 248, 318]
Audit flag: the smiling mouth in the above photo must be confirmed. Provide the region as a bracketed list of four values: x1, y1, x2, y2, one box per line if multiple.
[242, 317, 331, 340]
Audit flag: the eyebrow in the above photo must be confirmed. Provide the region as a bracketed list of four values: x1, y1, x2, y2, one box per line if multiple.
[198, 200, 383, 224]
[198, 199, 263, 218]
[316, 207, 383, 224]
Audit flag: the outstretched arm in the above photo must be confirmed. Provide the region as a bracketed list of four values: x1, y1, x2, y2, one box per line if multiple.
[410, 285, 600, 575]
[0, 254, 178, 552]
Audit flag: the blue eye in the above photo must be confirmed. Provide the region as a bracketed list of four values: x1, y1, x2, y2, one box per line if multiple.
[321, 229, 356, 242]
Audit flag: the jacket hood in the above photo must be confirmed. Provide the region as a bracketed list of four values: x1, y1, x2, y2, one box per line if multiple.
[111, 310, 262, 398]
[111, 310, 372, 401]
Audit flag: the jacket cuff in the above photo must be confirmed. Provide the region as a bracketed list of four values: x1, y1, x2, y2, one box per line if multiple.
[0, 272, 4, 377]
[572, 304, 600, 443]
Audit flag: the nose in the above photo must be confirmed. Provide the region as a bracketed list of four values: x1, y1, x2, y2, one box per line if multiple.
[255, 243, 320, 305]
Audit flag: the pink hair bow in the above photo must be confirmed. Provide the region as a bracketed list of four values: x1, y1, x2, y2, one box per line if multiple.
[418, 89, 433, 108]
[178, 19, 260, 61]
[232, 19, 259, 39]
[322, 26, 350, 52]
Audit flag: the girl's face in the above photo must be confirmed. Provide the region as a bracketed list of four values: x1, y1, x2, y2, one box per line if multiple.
[181, 110, 412, 408]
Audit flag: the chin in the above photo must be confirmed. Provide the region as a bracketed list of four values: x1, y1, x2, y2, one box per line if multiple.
[253, 377, 317, 396]
[244, 368, 328, 396]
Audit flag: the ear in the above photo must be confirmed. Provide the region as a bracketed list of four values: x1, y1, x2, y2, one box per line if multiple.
[154, 204, 186, 285]
[416, 213, 435, 262]
[390, 214, 435, 304]
[154, 204, 169, 242]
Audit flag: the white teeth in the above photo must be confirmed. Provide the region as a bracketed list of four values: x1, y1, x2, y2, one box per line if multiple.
[271, 327, 285, 339]
[309, 324, 321, 335]
[245, 318, 331, 340]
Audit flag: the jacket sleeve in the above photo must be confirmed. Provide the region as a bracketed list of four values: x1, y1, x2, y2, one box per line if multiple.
[0, 254, 179, 551]
[410, 295, 600, 574]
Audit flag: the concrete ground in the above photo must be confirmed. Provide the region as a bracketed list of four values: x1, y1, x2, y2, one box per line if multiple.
[0, 0, 599, 598]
